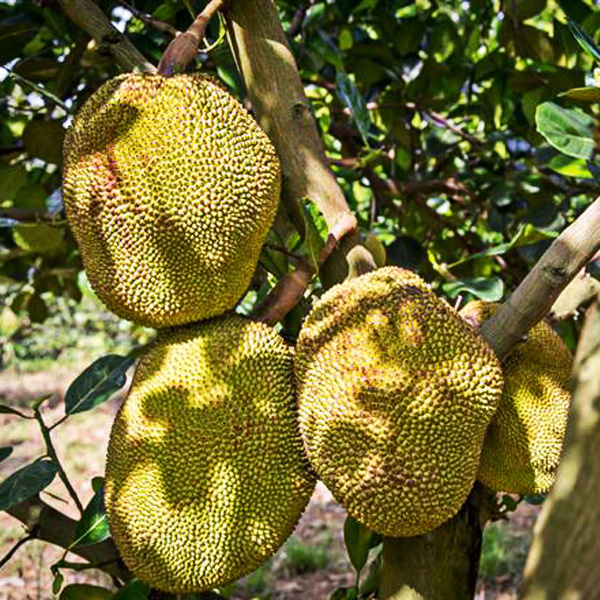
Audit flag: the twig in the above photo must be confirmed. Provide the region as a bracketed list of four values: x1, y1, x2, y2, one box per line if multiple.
[426, 109, 483, 147]
[0, 530, 38, 570]
[482, 196, 600, 359]
[34, 408, 84, 514]
[287, 4, 309, 38]
[118, 0, 179, 36]
[157, 0, 226, 75]
[56, 0, 155, 72]
[0, 208, 58, 222]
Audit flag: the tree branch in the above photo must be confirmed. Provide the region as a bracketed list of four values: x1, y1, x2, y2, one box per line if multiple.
[482, 197, 600, 360]
[56, 0, 155, 72]
[117, 0, 179, 36]
[223, 0, 375, 287]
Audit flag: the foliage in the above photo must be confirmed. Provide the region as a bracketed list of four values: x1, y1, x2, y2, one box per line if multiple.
[1, 0, 598, 597]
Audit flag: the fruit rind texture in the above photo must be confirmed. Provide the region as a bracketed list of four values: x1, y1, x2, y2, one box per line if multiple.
[295, 266, 504, 537]
[460, 300, 573, 494]
[63, 73, 280, 328]
[104, 315, 315, 592]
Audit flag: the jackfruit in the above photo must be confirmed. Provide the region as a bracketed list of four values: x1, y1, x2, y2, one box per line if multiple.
[460, 301, 573, 494]
[104, 315, 315, 593]
[62, 73, 280, 328]
[295, 267, 503, 537]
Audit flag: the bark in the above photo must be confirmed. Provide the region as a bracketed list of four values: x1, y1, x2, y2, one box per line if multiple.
[223, 0, 375, 285]
[520, 300, 600, 600]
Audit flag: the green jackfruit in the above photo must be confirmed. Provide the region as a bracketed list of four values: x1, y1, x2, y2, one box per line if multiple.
[105, 315, 315, 593]
[295, 267, 503, 537]
[62, 74, 280, 328]
[460, 301, 573, 494]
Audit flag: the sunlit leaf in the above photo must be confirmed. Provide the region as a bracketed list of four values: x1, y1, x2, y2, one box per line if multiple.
[536, 101, 594, 159]
[567, 19, 600, 64]
[442, 277, 505, 302]
[343, 515, 381, 579]
[71, 482, 109, 547]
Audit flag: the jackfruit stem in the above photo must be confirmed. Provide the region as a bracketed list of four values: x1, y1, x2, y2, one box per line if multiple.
[157, 0, 226, 75]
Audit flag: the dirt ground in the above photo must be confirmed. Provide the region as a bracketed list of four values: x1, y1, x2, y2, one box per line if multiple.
[0, 365, 538, 600]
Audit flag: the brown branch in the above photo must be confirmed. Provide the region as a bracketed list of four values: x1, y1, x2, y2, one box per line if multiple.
[251, 258, 314, 325]
[157, 0, 226, 75]
[426, 109, 483, 147]
[224, 0, 375, 287]
[118, 0, 179, 36]
[482, 197, 600, 360]
[56, 0, 155, 72]
[287, 4, 309, 38]
[0, 208, 58, 222]
[6, 496, 129, 581]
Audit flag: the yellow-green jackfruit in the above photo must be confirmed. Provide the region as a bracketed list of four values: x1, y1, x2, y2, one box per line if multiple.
[460, 301, 573, 494]
[62, 74, 280, 328]
[295, 267, 503, 537]
[104, 315, 315, 593]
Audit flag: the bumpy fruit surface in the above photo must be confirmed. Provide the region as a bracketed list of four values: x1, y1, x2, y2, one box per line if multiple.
[105, 315, 315, 593]
[460, 301, 573, 494]
[295, 267, 504, 537]
[63, 74, 280, 328]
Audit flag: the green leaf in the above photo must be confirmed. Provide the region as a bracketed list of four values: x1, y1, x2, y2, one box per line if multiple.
[548, 155, 593, 178]
[71, 482, 109, 547]
[0, 459, 58, 511]
[336, 71, 371, 146]
[442, 277, 505, 302]
[536, 101, 594, 159]
[52, 571, 64, 595]
[111, 579, 151, 599]
[343, 516, 381, 578]
[22, 119, 66, 165]
[0, 447, 13, 463]
[567, 19, 600, 64]
[524, 494, 547, 505]
[64, 354, 135, 417]
[59, 584, 112, 600]
[558, 86, 600, 103]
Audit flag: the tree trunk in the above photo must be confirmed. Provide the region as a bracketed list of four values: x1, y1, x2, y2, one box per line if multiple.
[379, 495, 483, 600]
[520, 299, 600, 599]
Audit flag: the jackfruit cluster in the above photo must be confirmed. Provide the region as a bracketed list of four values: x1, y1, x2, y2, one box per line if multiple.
[105, 315, 315, 593]
[62, 73, 280, 328]
[294, 266, 504, 537]
[460, 301, 573, 494]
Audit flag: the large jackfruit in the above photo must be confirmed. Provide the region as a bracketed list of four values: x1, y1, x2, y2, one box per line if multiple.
[104, 315, 315, 593]
[460, 301, 573, 494]
[62, 74, 280, 328]
[295, 267, 503, 537]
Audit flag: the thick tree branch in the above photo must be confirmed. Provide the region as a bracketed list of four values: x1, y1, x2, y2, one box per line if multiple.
[520, 299, 600, 598]
[6, 496, 129, 581]
[482, 197, 600, 360]
[56, 0, 155, 72]
[224, 0, 375, 286]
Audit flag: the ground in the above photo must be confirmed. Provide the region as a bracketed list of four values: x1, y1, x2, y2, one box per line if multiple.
[0, 363, 539, 600]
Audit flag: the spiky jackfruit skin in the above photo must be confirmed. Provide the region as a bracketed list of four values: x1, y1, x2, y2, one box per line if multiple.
[295, 267, 504, 537]
[104, 315, 315, 593]
[459, 301, 573, 494]
[62, 74, 280, 328]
